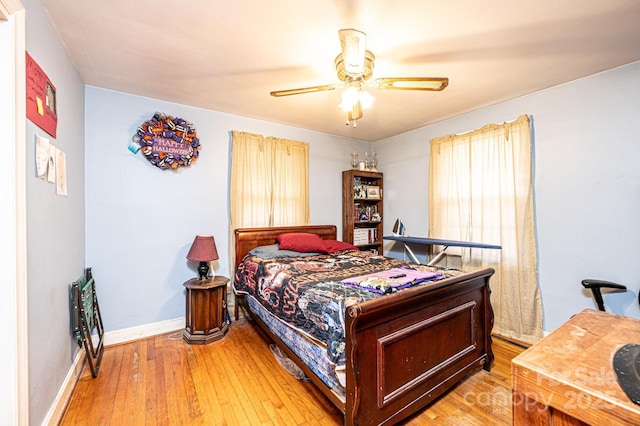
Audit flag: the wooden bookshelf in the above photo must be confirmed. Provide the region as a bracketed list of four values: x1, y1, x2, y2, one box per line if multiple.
[342, 169, 383, 253]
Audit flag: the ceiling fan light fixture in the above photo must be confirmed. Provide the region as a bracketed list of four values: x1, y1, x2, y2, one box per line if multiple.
[339, 83, 372, 127]
[339, 86, 360, 112]
[339, 84, 373, 112]
[338, 29, 366, 76]
[359, 90, 374, 109]
[335, 50, 375, 82]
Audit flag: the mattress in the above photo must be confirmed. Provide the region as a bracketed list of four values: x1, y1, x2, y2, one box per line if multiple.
[234, 248, 453, 393]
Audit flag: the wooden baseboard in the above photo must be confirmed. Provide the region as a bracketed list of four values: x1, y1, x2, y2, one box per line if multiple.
[42, 348, 85, 426]
[103, 317, 184, 346]
[492, 333, 531, 349]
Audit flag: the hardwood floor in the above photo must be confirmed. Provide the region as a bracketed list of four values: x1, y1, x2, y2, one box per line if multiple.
[61, 320, 524, 425]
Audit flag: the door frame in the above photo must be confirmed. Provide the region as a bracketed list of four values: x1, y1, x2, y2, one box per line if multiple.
[0, 0, 28, 424]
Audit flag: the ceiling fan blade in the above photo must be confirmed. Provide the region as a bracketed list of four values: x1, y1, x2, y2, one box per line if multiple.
[338, 28, 366, 77]
[374, 77, 449, 91]
[270, 84, 341, 97]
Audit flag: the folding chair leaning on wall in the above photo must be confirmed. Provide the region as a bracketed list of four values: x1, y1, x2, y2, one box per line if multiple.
[71, 267, 105, 378]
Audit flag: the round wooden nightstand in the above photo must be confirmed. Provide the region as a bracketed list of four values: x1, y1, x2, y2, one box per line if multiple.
[183, 276, 229, 344]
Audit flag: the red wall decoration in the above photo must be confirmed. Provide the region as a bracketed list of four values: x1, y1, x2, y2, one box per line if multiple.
[26, 52, 58, 138]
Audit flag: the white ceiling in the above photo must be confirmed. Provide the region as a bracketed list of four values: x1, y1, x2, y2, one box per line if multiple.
[42, 0, 640, 142]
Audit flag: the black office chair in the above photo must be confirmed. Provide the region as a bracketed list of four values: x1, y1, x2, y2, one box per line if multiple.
[582, 279, 640, 406]
[581, 279, 627, 312]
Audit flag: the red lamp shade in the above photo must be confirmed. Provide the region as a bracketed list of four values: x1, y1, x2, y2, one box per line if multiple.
[187, 235, 219, 280]
[187, 235, 219, 262]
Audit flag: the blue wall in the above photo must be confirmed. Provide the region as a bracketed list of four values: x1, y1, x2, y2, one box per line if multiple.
[84, 87, 366, 332]
[23, 0, 86, 423]
[87, 61, 640, 338]
[377, 61, 640, 332]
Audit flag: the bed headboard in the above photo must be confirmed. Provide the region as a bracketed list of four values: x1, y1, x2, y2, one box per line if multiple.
[234, 225, 337, 267]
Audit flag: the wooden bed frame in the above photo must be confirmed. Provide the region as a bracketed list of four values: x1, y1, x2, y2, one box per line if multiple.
[234, 225, 495, 426]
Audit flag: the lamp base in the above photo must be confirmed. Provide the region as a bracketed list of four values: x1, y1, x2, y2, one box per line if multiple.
[197, 262, 210, 280]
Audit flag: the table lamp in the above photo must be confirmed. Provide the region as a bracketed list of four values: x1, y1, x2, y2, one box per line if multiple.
[186, 234, 219, 280]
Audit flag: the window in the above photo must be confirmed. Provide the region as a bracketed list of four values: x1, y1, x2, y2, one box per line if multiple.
[229, 130, 310, 231]
[429, 115, 542, 344]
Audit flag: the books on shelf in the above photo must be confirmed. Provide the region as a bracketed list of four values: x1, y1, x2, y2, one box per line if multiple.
[353, 227, 378, 245]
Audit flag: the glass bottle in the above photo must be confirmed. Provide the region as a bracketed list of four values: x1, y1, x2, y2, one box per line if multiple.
[370, 151, 378, 171]
[351, 151, 359, 168]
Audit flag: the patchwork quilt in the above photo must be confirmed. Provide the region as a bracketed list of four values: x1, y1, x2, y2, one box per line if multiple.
[233, 249, 448, 367]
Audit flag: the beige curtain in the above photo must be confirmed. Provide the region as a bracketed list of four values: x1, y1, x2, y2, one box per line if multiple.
[229, 130, 310, 261]
[228, 131, 310, 318]
[429, 115, 542, 344]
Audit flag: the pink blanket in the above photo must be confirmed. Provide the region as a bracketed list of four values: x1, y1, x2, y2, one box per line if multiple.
[341, 267, 443, 293]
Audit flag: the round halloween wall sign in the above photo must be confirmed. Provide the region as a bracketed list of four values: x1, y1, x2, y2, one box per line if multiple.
[133, 112, 200, 169]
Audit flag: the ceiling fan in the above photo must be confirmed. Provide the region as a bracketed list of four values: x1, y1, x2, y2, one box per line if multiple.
[270, 29, 449, 126]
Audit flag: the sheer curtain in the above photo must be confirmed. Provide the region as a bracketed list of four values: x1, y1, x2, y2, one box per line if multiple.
[229, 130, 310, 260]
[429, 115, 542, 344]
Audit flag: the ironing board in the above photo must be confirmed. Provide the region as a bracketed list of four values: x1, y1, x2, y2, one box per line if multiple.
[383, 235, 501, 266]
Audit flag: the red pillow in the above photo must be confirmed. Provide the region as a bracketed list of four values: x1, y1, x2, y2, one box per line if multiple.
[324, 240, 359, 254]
[276, 233, 328, 253]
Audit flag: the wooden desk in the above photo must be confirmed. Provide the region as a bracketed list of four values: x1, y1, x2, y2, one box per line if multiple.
[512, 309, 640, 425]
